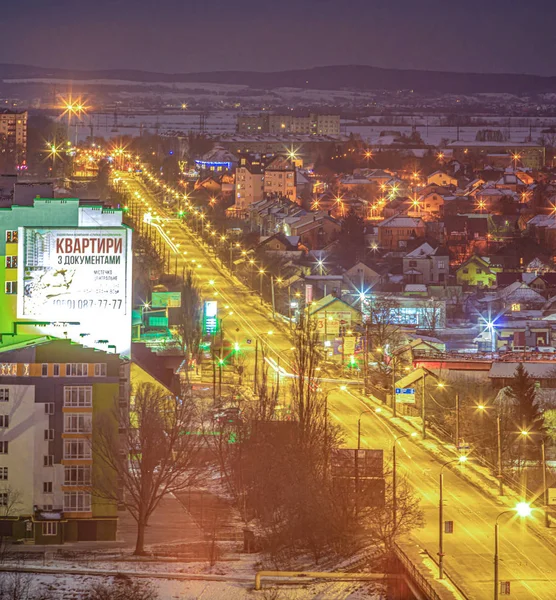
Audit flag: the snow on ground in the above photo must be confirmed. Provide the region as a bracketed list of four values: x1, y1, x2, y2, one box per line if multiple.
[6, 570, 385, 600]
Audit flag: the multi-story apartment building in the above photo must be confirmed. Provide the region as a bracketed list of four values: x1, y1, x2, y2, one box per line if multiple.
[237, 113, 340, 136]
[233, 154, 297, 214]
[235, 155, 265, 212]
[0, 109, 28, 172]
[263, 156, 296, 202]
[0, 339, 125, 544]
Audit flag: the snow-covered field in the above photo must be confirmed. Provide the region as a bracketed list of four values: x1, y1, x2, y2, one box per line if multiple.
[73, 109, 556, 146]
[9, 572, 380, 600]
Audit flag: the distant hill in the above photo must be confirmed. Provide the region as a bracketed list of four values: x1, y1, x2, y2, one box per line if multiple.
[2, 63, 556, 95]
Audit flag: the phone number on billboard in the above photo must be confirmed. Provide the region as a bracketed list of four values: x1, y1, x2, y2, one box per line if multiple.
[51, 299, 124, 310]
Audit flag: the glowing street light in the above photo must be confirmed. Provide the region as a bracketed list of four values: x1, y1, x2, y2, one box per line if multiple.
[494, 503, 532, 599]
[438, 455, 468, 579]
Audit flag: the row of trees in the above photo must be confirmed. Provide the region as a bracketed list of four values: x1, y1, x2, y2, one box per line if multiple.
[93, 316, 423, 562]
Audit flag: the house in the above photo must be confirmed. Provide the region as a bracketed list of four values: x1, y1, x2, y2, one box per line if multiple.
[426, 171, 457, 187]
[456, 255, 499, 287]
[289, 211, 341, 250]
[377, 215, 426, 250]
[343, 261, 384, 292]
[526, 214, 556, 251]
[402, 242, 450, 285]
[307, 294, 362, 340]
[256, 233, 302, 259]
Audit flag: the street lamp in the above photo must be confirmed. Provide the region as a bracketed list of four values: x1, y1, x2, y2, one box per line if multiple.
[357, 407, 382, 451]
[258, 268, 265, 305]
[393, 432, 417, 531]
[519, 430, 549, 526]
[494, 503, 532, 600]
[477, 404, 505, 496]
[438, 455, 468, 579]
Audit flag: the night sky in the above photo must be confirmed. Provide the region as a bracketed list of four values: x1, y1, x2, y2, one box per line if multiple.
[3, 0, 556, 75]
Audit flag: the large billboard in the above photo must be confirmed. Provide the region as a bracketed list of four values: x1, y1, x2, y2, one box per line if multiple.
[17, 227, 132, 356]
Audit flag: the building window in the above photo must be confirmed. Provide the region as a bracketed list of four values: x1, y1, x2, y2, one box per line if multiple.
[64, 465, 91, 486]
[63, 386, 92, 408]
[44, 403, 54, 415]
[409, 260, 417, 267]
[0, 467, 7, 480]
[463, 269, 469, 274]
[41, 364, 48, 377]
[0, 415, 9, 428]
[437, 261, 446, 269]
[44, 429, 54, 441]
[477, 269, 482, 274]
[94, 363, 107, 377]
[5, 256, 17, 269]
[44, 455, 53, 467]
[42, 522, 58, 536]
[63, 439, 91, 460]
[5, 231, 17, 243]
[53, 364, 60, 377]
[0, 389, 8, 402]
[64, 414, 92, 434]
[4, 282, 17, 295]
[0, 441, 8, 454]
[64, 491, 91, 513]
[43, 482, 53, 494]
[0, 493, 8, 506]
[65, 363, 88, 377]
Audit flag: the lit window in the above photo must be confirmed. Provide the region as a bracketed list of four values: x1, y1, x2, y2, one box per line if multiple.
[63, 386, 92, 407]
[42, 522, 58, 536]
[63, 439, 91, 460]
[64, 491, 91, 512]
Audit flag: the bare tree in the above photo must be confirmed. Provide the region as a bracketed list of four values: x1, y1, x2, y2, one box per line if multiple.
[94, 382, 203, 554]
[175, 269, 203, 385]
[418, 298, 445, 335]
[366, 296, 404, 357]
[292, 316, 327, 448]
[0, 486, 23, 518]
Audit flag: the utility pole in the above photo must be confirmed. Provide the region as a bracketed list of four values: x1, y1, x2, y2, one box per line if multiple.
[392, 355, 397, 418]
[421, 372, 427, 439]
[497, 414, 504, 496]
[455, 393, 460, 449]
[542, 439, 549, 527]
[253, 339, 259, 394]
[271, 276, 276, 319]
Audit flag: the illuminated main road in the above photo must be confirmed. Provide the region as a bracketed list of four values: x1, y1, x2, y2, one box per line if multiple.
[119, 173, 556, 599]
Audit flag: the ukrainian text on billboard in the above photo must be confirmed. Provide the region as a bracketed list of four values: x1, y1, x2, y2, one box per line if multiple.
[18, 228, 129, 320]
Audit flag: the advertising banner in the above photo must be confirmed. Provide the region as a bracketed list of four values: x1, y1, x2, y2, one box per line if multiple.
[152, 291, 182, 308]
[18, 228, 129, 320]
[16, 227, 132, 356]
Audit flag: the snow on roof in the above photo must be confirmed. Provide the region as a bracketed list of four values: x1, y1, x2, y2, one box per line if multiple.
[379, 215, 424, 228]
[405, 242, 435, 258]
[404, 284, 427, 292]
[489, 362, 556, 379]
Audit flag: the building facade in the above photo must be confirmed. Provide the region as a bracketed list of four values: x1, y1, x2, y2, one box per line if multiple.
[0, 339, 124, 544]
[235, 155, 264, 212]
[0, 110, 27, 173]
[237, 113, 340, 135]
[263, 156, 297, 201]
